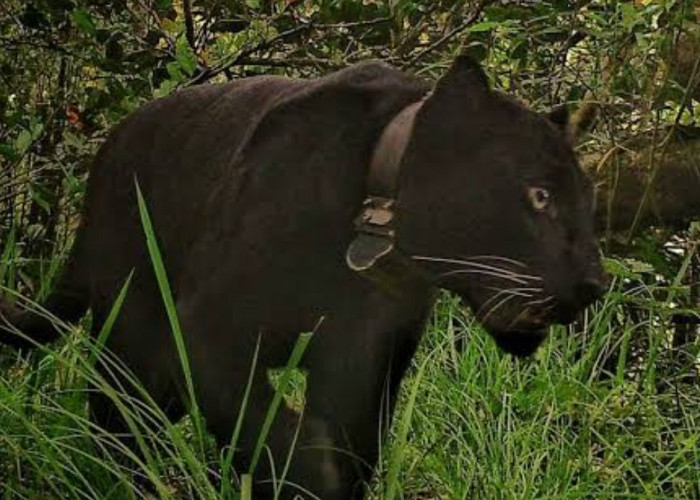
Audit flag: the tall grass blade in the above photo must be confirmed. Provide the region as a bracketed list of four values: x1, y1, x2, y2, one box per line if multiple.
[0, 224, 16, 289]
[71, 271, 134, 409]
[221, 334, 262, 499]
[90, 270, 134, 368]
[240, 474, 253, 500]
[134, 178, 205, 451]
[384, 352, 432, 500]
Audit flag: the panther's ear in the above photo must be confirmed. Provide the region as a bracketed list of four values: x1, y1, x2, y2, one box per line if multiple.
[546, 102, 598, 144]
[430, 54, 491, 105]
[546, 105, 570, 130]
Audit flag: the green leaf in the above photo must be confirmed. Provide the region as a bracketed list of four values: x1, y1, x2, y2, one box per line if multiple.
[62, 130, 84, 150]
[166, 61, 183, 81]
[604, 257, 655, 280]
[15, 129, 33, 154]
[467, 21, 500, 33]
[155, 0, 173, 12]
[30, 185, 52, 214]
[620, 3, 644, 32]
[625, 258, 655, 275]
[73, 8, 96, 36]
[30, 122, 43, 138]
[161, 18, 179, 34]
[175, 36, 197, 76]
[154, 78, 178, 98]
[14, 123, 43, 154]
[0, 143, 16, 160]
[248, 331, 313, 475]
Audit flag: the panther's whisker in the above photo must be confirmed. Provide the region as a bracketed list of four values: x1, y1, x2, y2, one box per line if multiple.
[484, 286, 542, 295]
[441, 267, 545, 285]
[412, 255, 543, 282]
[511, 300, 557, 331]
[475, 288, 535, 320]
[413, 254, 530, 273]
[462, 255, 529, 269]
[438, 269, 532, 285]
[478, 293, 521, 325]
[442, 268, 541, 283]
[433, 264, 541, 284]
[523, 295, 555, 308]
[541, 303, 556, 317]
[506, 306, 532, 330]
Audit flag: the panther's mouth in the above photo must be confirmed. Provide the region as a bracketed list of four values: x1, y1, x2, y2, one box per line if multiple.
[469, 295, 554, 357]
[489, 328, 548, 357]
[467, 296, 554, 357]
[448, 288, 557, 357]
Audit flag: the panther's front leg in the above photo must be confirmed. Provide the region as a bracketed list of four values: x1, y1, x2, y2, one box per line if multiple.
[291, 292, 433, 499]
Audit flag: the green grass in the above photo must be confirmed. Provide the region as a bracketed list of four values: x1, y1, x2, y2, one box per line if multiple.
[1, 221, 699, 499]
[372, 284, 700, 499]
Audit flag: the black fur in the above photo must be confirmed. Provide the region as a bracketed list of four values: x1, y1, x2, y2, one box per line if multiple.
[0, 58, 605, 498]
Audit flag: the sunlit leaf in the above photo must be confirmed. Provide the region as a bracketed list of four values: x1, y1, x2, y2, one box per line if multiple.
[73, 8, 96, 36]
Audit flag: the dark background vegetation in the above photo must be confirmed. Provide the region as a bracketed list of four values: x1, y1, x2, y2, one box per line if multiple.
[0, 0, 699, 498]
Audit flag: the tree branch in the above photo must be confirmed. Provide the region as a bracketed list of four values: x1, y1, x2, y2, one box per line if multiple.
[406, 0, 493, 66]
[236, 56, 341, 70]
[587, 128, 700, 234]
[183, 0, 196, 50]
[0, 35, 72, 55]
[188, 23, 312, 85]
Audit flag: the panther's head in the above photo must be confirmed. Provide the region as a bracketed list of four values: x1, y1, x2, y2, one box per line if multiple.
[396, 56, 606, 356]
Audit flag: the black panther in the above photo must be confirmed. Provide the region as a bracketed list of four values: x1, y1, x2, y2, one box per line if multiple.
[0, 55, 606, 498]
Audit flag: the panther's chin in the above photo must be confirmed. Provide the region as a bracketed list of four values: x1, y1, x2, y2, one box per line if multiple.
[490, 329, 547, 357]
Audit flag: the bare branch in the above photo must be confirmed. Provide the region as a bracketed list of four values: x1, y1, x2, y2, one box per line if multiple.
[317, 17, 392, 29]
[588, 128, 700, 234]
[188, 23, 313, 85]
[236, 56, 341, 70]
[0, 35, 72, 55]
[183, 0, 196, 50]
[407, 0, 493, 66]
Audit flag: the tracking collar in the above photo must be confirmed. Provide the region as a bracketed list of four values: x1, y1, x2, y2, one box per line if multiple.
[345, 97, 429, 294]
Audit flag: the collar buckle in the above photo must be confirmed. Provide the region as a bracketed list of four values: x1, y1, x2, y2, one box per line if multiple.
[355, 196, 396, 238]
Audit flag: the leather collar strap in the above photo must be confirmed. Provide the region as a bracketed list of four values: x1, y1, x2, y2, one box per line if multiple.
[367, 100, 425, 199]
[345, 97, 428, 294]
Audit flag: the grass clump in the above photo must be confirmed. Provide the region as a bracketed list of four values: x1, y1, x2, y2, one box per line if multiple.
[376, 272, 699, 499]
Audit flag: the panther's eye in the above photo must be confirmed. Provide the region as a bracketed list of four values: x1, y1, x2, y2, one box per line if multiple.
[528, 187, 551, 211]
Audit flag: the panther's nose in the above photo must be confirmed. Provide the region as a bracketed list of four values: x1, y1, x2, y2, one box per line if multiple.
[551, 272, 608, 325]
[574, 274, 608, 308]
